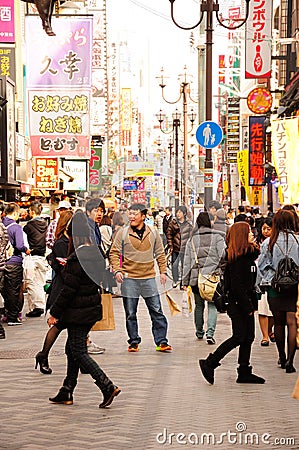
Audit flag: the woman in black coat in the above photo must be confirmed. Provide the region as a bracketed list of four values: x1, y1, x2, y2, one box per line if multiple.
[199, 221, 265, 385]
[47, 211, 120, 408]
[35, 210, 73, 375]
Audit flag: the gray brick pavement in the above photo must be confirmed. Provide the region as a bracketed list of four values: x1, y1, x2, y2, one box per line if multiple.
[0, 290, 298, 450]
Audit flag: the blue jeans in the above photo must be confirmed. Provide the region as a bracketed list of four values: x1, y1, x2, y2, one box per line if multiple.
[172, 252, 184, 284]
[192, 285, 217, 338]
[121, 278, 168, 346]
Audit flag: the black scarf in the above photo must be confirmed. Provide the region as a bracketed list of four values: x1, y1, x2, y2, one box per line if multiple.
[132, 224, 146, 240]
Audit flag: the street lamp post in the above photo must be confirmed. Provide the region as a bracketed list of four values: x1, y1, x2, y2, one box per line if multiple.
[156, 109, 182, 209]
[157, 66, 196, 206]
[168, 0, 251, 207]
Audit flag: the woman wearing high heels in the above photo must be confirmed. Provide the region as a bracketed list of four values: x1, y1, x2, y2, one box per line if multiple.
[47, 210, 120, 408]
[35, 210, 73, 375]
[258, 209, 299, 373]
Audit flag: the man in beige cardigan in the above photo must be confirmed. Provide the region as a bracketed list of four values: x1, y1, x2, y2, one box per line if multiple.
[109, 203, 172, 353]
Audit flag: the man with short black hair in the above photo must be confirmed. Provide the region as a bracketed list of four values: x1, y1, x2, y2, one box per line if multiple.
[85, 198, 105, 246]
[85, 198, 106, 355]
[208, 200, 222, 221]
[24, 201, 48, 317]
[109, 203, 172, 353]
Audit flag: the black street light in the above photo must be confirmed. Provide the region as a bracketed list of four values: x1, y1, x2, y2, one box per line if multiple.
[168, 0, 251, 208]
[156, 109, 182, 209]
[157, 66, 196, 205]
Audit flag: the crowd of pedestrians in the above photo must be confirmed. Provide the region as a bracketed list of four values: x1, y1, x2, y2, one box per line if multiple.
[0, 198, 298, 404]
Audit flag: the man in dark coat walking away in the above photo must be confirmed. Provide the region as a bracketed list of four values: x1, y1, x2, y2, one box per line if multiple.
[166, 206, 192, 288]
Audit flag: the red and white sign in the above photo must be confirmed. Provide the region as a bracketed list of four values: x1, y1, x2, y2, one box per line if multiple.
[245, 0, 272, 78]
[35, 157, 59, 190]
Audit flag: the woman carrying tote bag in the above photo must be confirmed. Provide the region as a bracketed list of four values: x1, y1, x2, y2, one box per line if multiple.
[182, 212, 226, 345]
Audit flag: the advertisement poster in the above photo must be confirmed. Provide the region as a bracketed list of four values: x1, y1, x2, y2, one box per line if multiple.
[35, 157, 59, 190]
[26, 17, 92, 158]
[245, 0, 272, 78]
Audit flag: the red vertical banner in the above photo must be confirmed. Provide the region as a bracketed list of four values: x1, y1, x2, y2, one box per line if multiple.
[218, 55, 225, 84]
[249, 116, 266, 186]
[245, 0, 272, 78]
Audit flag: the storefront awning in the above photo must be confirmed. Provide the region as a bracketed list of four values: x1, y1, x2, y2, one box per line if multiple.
[280, 72, 299, 114]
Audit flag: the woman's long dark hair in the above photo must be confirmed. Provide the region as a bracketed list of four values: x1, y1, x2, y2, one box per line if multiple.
[192, 211, 213, 235]
[66, 210, 93, 256]
[55, 210, 73, 240]
[226, 221, 256, 263]
[268, 209, 297, 253]
[281, 204, 299, 232]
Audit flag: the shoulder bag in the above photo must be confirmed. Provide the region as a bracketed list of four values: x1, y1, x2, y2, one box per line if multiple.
[191, 238, 220, 302]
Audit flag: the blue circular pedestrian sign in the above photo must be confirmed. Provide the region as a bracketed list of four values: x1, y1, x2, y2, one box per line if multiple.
[196, 121, 223, 148]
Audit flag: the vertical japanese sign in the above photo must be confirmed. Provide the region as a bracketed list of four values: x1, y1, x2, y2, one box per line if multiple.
[0, 0, 15, 43]
[5, 78, 15, 183]
[107, 41, 120, 158]
[245, 0, 272, 78]
[218, 55, 225, 84]
[249, 116, 265, 186]
[89, 136, 103, 191]
[0, 47, 15, 82]
[237, 149, 251, 204]
[227, 98, 240, 163]
[272, 118, 299, 204]
[26, 17, 92, 158]
[89, 1, 107, 137]
[121, 88, 132, 148]
[35, 158, 59, 190]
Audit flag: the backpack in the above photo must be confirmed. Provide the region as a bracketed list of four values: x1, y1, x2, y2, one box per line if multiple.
[2, 223, 15, 260]
[271, 237, 299, 293]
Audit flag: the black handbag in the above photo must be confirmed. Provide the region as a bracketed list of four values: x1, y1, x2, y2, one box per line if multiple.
[212, 277, 229, 313]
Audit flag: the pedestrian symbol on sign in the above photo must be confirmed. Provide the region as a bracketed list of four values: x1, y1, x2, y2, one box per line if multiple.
[196, 121, 223, 149]
[203, 123, 211, 146]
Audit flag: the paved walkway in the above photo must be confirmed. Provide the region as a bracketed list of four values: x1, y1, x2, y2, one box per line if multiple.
[0, 289, 298, 450]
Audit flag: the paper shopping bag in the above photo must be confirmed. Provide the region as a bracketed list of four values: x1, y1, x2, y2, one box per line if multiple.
[292, 376, 299, 400]
[296, 289, 299, 348]
[91, 293, 115, 331]
[166, 291, 181, 316]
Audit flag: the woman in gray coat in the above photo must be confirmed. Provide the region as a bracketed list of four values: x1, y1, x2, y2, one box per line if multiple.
[258, 209, 299, 373]
[182, 212, 226, 344]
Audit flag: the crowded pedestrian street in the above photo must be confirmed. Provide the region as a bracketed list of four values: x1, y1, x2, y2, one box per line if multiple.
[0, 287, 298, 450]
[1, 0, 299, 448]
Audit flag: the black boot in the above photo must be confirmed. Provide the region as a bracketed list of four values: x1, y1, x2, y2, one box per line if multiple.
[49, 386, 73, 405]
[95, 379, 121, 408]
[0, 323, 5, 339]
[34, 0, 56, 36]
[199, 353, 221, 385]
[236, 365, 265, 384]
[35, 351, 52, 375]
